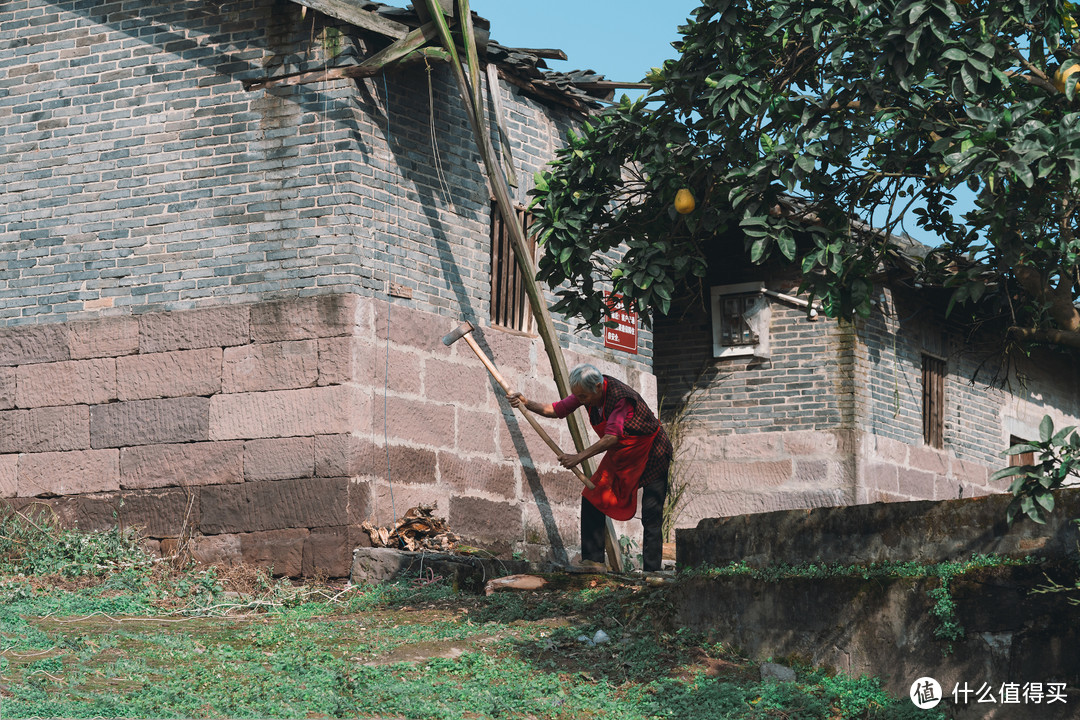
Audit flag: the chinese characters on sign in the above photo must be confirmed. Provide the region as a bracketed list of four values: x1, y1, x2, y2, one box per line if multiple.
[953, 681, 1068, 705]
[912, 677, 1070, 708]
[603, 297, 638, 355]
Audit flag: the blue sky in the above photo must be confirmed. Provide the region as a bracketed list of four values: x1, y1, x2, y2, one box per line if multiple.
[467, 0, 699, 91]
[380, 1, 699, 92]
[380, 1, 962, 246]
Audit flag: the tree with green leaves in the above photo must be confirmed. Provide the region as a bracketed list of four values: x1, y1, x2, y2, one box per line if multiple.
[529, 0, 1080, 357]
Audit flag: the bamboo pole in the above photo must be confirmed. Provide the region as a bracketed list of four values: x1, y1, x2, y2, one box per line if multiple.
[424, 0, 623, 572]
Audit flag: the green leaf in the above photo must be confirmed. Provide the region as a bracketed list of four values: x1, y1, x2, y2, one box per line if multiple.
[989, 465, 1026, 483]
[1039, 415, 1054, 443]
[1036, 492, 1055, 513]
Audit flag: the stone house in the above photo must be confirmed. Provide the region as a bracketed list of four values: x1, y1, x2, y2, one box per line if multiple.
[0, 0, 656, 576]
[654, 235, 1080, 531]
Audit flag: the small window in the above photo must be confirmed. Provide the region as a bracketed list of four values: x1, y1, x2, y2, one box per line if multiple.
[922, 354, 945, 449]
[711, 282, 771, 358]
[490, 202, 536, 333]
[1008, 435, 1035, 467]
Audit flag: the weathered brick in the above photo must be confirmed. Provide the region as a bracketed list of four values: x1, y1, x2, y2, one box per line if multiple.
[898, 468, 938, 499]
[314, 434, 375, 478]
[384, 444, 438, 484]
[0, 324, 69, 366]
[16, 358, 116, 408]
[190, 534, 242, 567]
[120, 441, 244, 489]
[455, 407, 498, 455]
[222, 340, 317, 393]
[438, 453, 517, 499]
[209, 385, 368, 440]
[250, 294, 364, 343]
[373, 395, 455, 447]
[68, 317, 139, 359]
[139, 304, 249, 353]
[319, 337, 378, 387]
[303, 525, 367, 578]
[450, 495, 523, 550]
[0, 455, 17, 498]
[482, 327, 533, 378]
[369, 481, 450, 527]
[700, 460, 795, 490]
[532, 467, 585, 506]
[425, 360, 493, 408]
[909, 445, 949, 475]
[0, 368, 14, 410]
[723, 433, 784, 460]
[784, 430, 840, 456]
[14, 494, 120, 532]
[117, 348, 222, 400]
[792, 459, 830, 485]
[120, 488, 199, 537]
[200, 476, 352, 534]
[19, 449, 120, 497]
[90, 397, 210, 447]
[497, 406, 558, 465]
[0, 405, 90, 453]
[240, 528, 309, 577]
[245, 437, 315, 481]
[374, 302, 453, 354]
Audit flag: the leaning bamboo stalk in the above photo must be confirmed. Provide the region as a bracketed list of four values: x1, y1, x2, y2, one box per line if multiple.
[424, 0, 623, 571]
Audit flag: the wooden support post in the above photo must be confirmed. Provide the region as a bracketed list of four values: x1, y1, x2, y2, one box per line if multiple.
[425, 0, 623, 572]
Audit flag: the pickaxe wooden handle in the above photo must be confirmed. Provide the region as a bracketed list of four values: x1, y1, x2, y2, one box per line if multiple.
[442, 322, 595, 490]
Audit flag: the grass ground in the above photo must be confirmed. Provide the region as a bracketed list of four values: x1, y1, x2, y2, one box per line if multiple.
[0, 507, 937, 719]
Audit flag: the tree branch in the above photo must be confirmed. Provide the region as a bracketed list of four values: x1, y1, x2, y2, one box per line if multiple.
[1007, 326, 1080, 349]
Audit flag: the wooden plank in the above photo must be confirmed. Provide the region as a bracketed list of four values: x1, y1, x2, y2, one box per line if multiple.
[243, 30, 445, 92]
[564, 80, 652, 90]
[496, 66, 593, 114]
[485, 63, 518, 188]
[288, 0, 410, 39]
[508, 47, 568, 61]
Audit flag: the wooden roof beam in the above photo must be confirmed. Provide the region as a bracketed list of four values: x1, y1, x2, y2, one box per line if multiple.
[509, 47, 567, 61]
[244, 22, 443, 91]
[288, 0, 411, 39]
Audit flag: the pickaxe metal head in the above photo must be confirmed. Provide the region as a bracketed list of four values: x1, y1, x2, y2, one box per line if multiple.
[441, 321, 475, 347]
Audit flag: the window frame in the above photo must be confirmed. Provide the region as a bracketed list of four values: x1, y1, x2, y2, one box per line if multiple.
[710, 281, 770, 358]
[921, 353, 946, 449]
[489, 202, 537, 335]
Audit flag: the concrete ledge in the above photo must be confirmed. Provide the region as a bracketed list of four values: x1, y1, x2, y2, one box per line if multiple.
[350, 547, 536, 593]
[672, 564, 1079, 718]
[676, 489, 1080, 569]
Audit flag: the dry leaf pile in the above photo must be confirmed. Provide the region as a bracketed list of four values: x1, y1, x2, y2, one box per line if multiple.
[361, 505, 459, 552]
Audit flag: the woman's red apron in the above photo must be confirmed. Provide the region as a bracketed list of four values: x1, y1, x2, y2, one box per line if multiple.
[581, 417, 659, 522]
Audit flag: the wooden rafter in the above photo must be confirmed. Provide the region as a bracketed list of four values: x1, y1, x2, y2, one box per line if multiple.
[288, 0, 410, 39]
[244, 23, 444, 91]
[508, 47, 568, 61]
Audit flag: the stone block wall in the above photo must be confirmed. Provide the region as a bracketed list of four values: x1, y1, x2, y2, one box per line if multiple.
[654, 286, 855, 529]
[853, 287, 1080, 505]
[654, 280, 1080, 528]
[2, 293, 654, 575]
[0, 0, 659, 572]
[0, 0, 653, 366]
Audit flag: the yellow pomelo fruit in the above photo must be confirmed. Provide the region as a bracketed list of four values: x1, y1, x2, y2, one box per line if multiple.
[674, 188, 695, 214]
[1054, 63, 1080, 94]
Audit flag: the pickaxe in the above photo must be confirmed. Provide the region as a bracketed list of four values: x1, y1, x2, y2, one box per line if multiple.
[441, 321, 595, 490]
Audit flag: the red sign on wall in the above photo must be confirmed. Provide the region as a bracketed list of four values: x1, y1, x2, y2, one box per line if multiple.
[603, 296, 638, 354]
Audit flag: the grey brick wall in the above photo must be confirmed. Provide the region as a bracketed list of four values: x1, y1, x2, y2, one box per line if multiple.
[655, 290, 846, 432]
[0, 0, 650, 374]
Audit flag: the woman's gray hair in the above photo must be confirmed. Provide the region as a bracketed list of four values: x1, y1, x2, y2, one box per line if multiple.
[568, 363, 604, 393]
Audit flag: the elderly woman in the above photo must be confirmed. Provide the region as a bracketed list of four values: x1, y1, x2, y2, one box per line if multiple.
[508, 363, 672, 571]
